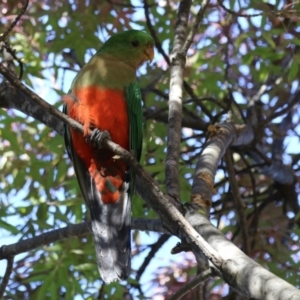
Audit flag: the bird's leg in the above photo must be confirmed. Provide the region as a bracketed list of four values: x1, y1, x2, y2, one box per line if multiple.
[86, 128, 111, 149]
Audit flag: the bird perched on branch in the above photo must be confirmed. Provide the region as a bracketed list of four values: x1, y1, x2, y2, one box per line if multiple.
[63, 30, 154, 283]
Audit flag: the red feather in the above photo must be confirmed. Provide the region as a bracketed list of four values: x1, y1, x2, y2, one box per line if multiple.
[63, 86, 129, 204]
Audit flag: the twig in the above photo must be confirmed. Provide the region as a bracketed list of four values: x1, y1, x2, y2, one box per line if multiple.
[0, 0, 29, 42]
[97, 284, 105, 300]
[107, 0, 155, 8]
[0, 219, 168, 259]
[146, 96, 223, 120]
[0, 42, 24, 79]
[0, 223, 89, 259]
[143, 0, 170, 64]
[165, 0, 191, 201]
[182, 81, 213, 118]
[224, 150, 250, 255]
[240, 156, 260, 250]
[263, 88, 300, 126]
[144, 98, 213, 131]
[143, 0, 212, 120]
[239, 154, 259, 206]
[217, 0, 263, 18]
[182, 0, 210, 53]
[0, 257, 14, 299]
[136, 234, 170, 281]
[0, 43, 17, 77]
[168, 268, 212, 300]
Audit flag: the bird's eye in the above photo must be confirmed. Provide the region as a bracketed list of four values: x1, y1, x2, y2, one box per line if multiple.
[131, 40, 139, 47]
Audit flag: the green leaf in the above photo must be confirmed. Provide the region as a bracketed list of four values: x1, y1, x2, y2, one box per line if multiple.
[36, 269, 56, 299]
[288, 63, 298, 81]
[0, 219, 19, 234]
[73, 263, 95, 271]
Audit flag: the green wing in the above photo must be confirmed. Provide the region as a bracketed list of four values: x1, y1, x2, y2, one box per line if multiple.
[126, 82, 143, 162]
[125, 82, 143, 197]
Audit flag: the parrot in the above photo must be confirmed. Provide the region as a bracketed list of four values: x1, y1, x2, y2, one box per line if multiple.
[63, 30, 154, 283]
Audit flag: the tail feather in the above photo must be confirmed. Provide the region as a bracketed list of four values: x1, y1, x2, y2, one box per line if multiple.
[88, 178, 131, 283]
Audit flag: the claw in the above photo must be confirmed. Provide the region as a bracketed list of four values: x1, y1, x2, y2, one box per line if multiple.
[86, 129, 111, 149]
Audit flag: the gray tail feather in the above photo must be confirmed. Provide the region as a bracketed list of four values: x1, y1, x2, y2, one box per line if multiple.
[87, 178, 131, 283]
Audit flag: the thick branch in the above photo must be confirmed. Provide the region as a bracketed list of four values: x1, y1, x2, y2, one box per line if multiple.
[191, 123, 254, 212]
[0, 62, 84, 135]
[185, 210, 300, 300]
[0, 82, 65, 135]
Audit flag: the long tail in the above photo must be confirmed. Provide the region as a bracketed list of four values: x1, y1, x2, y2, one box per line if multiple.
[88, 176, 131, 283]
[63, 111, 131, 283]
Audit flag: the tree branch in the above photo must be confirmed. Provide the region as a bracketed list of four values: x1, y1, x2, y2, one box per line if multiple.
[0, 81, 209, 137]
[190, 123, 254, 213]
[184, 210, 300, 300]
[217, 0, 263, 18]
[224, 150, 250, 255]
[135, 234, 170, 281]
[182, 0, 210, 53]
[168, 268, 212, 300]
[143, 0, 170, 64]
[0, 219, 168, 260]
[0, 62, 82, 135]
[0, 257, 14, 299]
[248, 149, 295, 185]
[0, 0, 29, 42]
[165, 0, 191, 201]
[144, 105, 208, 131]
[0, 82, 65, 135]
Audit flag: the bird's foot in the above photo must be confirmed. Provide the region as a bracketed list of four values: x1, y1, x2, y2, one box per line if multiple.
[86, 129, 111, 149]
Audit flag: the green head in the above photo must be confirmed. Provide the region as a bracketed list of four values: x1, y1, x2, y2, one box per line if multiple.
[97, 30, 154, 69]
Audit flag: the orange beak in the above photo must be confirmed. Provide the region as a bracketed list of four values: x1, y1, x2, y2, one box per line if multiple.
[144, 46, 154, 62]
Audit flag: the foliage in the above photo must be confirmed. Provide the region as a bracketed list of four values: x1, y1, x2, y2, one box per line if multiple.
[0, 0, 300, 299]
